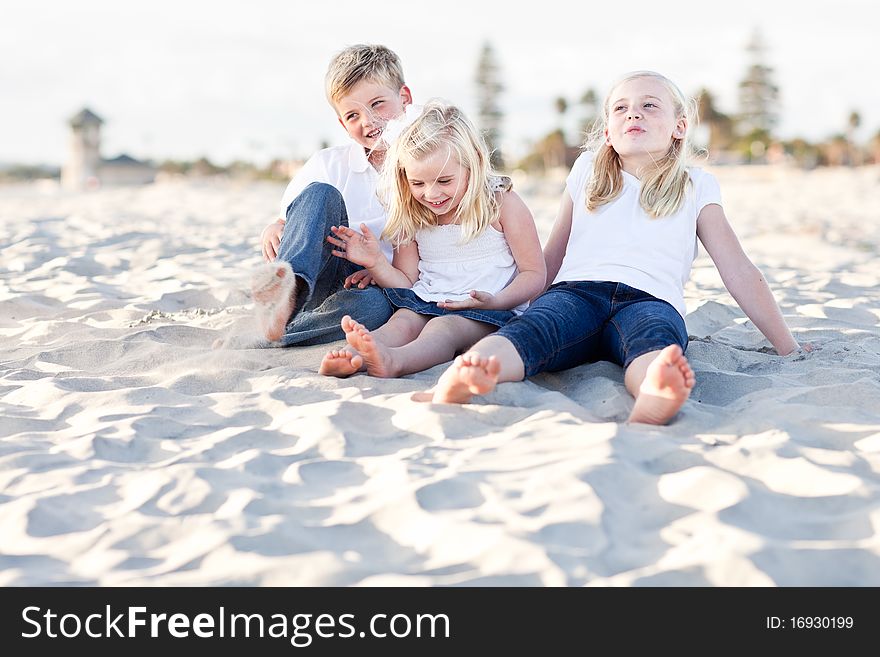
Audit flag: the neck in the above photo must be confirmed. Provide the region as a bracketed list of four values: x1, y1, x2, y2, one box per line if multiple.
[367, 148, 385, 170]
[619, 155, 649, 179]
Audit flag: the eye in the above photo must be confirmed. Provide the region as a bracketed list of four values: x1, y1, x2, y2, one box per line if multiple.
[346, 113, 357, 122]
[614, 105, 626, 112]
[437, 178, 452, 185]
[409, 181, 423, 187]
[372, 100, 384, 108]
[644, 102, 657, 109]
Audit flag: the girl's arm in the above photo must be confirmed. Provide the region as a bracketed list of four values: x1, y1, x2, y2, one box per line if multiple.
[491, 191, 546, 309]
[387, 240, 420, 288]
[542, 190, 574, 289]
[327, 224, 418, 288]
[441, 191, 546, 311]
[696, 204, 802, 355]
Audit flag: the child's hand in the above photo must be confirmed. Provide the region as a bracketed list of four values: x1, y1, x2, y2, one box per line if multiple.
[261, 218, 285, 261]
[344, 269, 376, 289]
[437, 290, 495, 310]
[327, 224, 381, 269]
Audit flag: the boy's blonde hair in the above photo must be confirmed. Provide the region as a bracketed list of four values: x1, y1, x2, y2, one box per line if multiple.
[584, 71, 699, 218]
[379, 100, 502, 246]
[325, 44, 405, 106]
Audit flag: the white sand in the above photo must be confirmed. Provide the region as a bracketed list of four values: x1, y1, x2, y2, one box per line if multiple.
[1, 166, 879, 586]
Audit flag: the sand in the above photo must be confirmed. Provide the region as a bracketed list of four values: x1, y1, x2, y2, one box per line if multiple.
[1, 166, 879, 586]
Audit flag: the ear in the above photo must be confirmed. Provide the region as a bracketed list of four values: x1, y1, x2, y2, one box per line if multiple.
[399, 85, 413, 107]
[672, 117, 687, 139]
[604, 128, 612, 146]
[337, 116, 345, 131]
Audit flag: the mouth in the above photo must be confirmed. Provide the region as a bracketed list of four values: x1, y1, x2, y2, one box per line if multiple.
[625, 127, 645, 134]
[366, 128, 383, 140]
[426, 198, 450, 209]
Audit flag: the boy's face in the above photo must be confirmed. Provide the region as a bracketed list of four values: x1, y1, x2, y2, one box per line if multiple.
[335, 79, 412, 151]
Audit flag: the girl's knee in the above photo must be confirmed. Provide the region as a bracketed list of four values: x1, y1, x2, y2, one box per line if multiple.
[427, 314, 480, 332]
[390, 309, 429, 331]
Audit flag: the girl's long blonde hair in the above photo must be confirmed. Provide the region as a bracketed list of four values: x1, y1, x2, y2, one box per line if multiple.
[379, 100, 501, 245]
[584, 71, 700, 218]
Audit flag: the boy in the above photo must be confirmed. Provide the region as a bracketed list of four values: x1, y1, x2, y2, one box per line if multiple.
[252, 44, 413, 346]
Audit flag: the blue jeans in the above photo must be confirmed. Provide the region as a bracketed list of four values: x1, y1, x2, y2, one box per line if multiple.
[496, 281, 688, 377]
[275, 182, 393, 346]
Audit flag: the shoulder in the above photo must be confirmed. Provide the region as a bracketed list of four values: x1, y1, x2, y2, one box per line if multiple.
[686, 165, 719, 189]
[687, 166, 723, 215]
[497, 189, 533, 227]
[571, 150, 595, 172]
[566, 150, 595, 189]
[308, 143, 359, 168]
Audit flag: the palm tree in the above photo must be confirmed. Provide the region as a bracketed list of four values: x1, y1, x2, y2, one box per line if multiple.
[578, 88, 600, 140]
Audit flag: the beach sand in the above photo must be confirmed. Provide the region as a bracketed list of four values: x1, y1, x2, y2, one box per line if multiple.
[1, 166, 879, 586]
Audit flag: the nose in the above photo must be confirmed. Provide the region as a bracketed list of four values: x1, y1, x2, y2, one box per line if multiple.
[627, 108, 642, 120]
[424, 182, 447, 200]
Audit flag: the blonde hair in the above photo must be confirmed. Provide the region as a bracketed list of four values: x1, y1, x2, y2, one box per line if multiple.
[325, 44, 405, 106]
[379, 100, 502, 245]
[584, 71, 699, 218]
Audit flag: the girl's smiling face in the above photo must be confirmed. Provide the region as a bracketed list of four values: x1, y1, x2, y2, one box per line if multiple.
[404, 147, 470, 222]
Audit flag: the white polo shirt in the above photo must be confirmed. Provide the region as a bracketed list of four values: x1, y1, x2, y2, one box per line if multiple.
[280, 142, 393, 261]
[553, 151, 722, 317]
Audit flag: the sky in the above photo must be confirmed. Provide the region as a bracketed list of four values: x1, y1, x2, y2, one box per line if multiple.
[2, 0, 878, 167]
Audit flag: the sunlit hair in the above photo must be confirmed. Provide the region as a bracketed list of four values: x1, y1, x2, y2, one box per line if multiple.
[379, 100, 501, 245]
[325, 44, 406, 106]
[583, 71, 700, 218]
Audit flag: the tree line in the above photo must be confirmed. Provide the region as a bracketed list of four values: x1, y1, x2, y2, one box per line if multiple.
[475, 33, 879, 172]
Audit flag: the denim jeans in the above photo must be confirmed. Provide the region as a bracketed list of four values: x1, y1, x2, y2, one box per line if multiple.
[495, 281, 688, 376]
[275, 182, 393, 346]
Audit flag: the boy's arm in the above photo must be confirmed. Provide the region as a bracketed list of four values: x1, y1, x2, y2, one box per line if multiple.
[696, 203, 802, 355]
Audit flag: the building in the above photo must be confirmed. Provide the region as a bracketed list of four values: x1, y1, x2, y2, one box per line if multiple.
[62, 108, 157, 190]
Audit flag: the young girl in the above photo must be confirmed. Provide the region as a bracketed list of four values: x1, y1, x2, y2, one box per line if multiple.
[426, 71, 809, 425]
[318, 100, 546, 378]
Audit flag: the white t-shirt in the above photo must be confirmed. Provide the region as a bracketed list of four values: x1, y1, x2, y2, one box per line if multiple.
[553, 151, 722, 317]
[280, 142, 393, 261]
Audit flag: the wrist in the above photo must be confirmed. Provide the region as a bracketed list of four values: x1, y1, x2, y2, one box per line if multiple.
[367, 254, 392, 276]
[775, 336, 799, 356]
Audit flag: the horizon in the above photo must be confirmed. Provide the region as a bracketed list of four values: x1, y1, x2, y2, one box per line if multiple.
[2, 0, 878, 167]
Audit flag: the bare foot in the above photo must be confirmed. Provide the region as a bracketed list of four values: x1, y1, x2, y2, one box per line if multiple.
[628, 344, 695, 425]
[251, 262, 297, 342]
[342, 316, 396, 377]
[430, 352, 501, 403]
[319, 349, 364, 377]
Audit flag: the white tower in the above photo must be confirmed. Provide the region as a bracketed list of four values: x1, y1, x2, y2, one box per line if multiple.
[62, 108, 104, 190]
